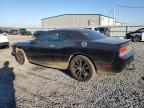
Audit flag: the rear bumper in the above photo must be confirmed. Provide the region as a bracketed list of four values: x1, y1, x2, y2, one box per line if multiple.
[112, 56, 134, 72]
[95, 51, 134, 74]
[0, 42, 9, 47]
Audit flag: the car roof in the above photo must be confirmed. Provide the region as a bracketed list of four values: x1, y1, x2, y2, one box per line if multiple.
[48, 28, 89, 32]
[43, 28, 89, 40]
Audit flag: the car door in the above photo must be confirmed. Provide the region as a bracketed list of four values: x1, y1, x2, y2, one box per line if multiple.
[139, 29, 144, 41]
[28, 31, 59, 67]
[142, 32, 144, 41]
[51, 31, 75, 68]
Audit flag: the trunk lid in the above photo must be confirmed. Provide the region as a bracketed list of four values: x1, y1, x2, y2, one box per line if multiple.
[94, 37, 131, 45]
[92, 37, 133, 57]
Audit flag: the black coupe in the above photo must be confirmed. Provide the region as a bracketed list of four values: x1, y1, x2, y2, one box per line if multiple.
[12, 29, 134, 82]
[125, 28, 144, 42]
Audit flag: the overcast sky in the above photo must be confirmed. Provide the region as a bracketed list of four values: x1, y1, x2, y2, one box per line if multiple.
[0, 0, 144, 27]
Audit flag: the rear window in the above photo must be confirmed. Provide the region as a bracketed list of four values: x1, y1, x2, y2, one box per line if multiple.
[80, 29, 107, 41]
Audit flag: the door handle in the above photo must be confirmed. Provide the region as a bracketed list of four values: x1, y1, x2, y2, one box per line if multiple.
[49, 44, 55, 48]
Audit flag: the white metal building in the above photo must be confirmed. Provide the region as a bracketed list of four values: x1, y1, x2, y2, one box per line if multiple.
[41, 14, 119, 28]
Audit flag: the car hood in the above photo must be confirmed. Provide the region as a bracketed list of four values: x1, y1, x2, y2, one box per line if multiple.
[93, 37, 130, 45]
[13, 41, 32, 47]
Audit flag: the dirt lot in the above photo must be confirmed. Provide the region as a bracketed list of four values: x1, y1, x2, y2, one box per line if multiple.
[0, 36, 144, 108]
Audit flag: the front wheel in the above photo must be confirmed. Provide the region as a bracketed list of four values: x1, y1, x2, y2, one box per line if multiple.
[69, 55, 96, 82]
[15, 49, 29, 65]
[132, 36, 141, 42]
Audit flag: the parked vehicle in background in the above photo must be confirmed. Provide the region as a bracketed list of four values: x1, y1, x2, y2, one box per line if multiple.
[0, 29, 9, 35]
[85, 27, 110, 36]
[27, 31, 32, 35]
[0, 33, 9, 48]
[12, 29, 134, 82]
[9, 28, 32, 35]
[0, 29, 3, 34]
[33, 31, 47, 38]
[97, 27, 110, 36]
[10, 30, 19, 35]
[125, 28, 144, 42]
[19, 28, 32, 35]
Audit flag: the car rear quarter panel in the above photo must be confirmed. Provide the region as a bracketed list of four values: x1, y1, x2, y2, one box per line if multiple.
[74, 42, 115, 68]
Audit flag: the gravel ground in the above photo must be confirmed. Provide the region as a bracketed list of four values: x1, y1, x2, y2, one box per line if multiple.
[0, 37, 144, 108]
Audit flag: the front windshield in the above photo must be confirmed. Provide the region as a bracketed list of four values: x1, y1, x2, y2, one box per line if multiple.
[80, 29, 107, 41]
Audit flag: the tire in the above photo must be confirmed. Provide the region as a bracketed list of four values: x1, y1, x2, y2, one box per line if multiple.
[69, 55, 96, 82]
[6, 45, 9, 49]
[132, 36, 141, 42]
[15, 49, 29, 65]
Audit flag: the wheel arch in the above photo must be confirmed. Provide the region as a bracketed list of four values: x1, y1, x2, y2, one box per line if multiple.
[15, 47, 27, 54]
[68, 53, 97, 72]
[15, 47, 29, 65]
[15, 47, 29, 60]
[132, 33, 142, 42]
[133, 33, 142, 39]
[15, 47, 21, 52]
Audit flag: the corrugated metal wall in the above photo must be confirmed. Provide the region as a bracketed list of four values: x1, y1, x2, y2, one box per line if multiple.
[100, 16, 115, 26]
[110, 25, 144, 37]
[42, 14, 100, 28]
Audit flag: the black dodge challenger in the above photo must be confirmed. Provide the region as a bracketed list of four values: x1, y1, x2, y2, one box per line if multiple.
[12, 29, 134, 82]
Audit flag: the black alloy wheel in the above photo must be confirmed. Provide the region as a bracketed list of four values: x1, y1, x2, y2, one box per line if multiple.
[132, 36, 140, 42]
[70, 55, 96, 82]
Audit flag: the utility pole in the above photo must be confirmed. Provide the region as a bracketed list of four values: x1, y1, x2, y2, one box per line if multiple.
[113, 6, 116, 25]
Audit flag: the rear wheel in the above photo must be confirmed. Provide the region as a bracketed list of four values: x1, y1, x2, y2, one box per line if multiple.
[70, 55, 96, 82]
[15, 49, 28, 65]
[132, 36, 141, 42]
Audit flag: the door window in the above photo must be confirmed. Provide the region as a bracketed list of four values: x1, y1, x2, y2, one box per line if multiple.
[37, 32, 59, 43]
[37, 31, 70, 43]
[59, 32, 70, 41]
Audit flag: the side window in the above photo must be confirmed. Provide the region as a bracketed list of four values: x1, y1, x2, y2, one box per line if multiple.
[38, 32, 59, 42]
[59, 32, 70, 41]
[37, 31, 70, 43]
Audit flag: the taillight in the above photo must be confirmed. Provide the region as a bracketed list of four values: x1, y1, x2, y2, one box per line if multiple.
[119, 42, 132, 57]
